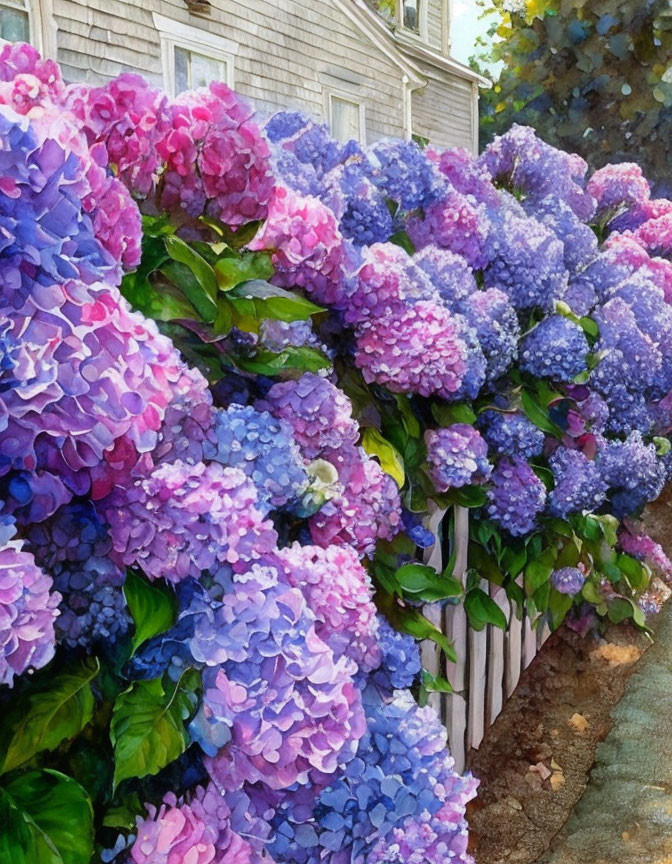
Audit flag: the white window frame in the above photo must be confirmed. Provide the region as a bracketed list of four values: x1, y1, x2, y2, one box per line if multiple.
[0, 0, 57, 57]
[397, 0, 429, 43]
[153, 12, 238, 97]
[325, 89, 366, 145]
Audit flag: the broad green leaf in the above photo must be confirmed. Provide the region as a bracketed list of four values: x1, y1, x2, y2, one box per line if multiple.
[451, 486, 488, 508]
[0, 770, 93, 864]
[124, 569, 176, 657]
[549, 588, 573, 630]
[393, 563, 463, 602]
[361, 428, 405, 488]
[161, 260, 217, 323]
[102, 793, 142, 830]
[110, 670, 199, 789]
[464, 587, 508, 631]
[524, 548, 557, 596]
[394, 395, 421, 439]
[230, 279, 324, 321]
[654, 436, 671, 456]
[607, 597, 637, 625]
[520, 389, 564, 438]
[235, 346, 331, 375]
[214, 254, 274, 291]
[616, 554, 649, 591]
[163, 236, 218, 322]
[164, 235, 218, 301]
[213, 298, 233, 335]
[501, 544, 527, 578]
[431, 402, 477, 427]
[389, 229, 415, 255]
[469, 542, 505, 585]
[386, 603, 457, 662]
[579, 316, 599, 339]
[1, 659, 98, 775]
[199, 216, 262, 250]
[421, 670, 453, 693]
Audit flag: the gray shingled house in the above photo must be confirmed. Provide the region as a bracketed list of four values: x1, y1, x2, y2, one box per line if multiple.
[1, 0, 488, 151]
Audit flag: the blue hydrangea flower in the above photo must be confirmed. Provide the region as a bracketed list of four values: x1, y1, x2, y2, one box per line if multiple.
[372, 616, 422, 691]
[414, 245, 477, 308]
[368, 139, 443, 211]
[479, 410, 545, 461]
[486, 457, 547, 537]
[519, 315, 589, 382]
[425, 424, 492, 492]
[551, 567, 586, 595]
[332, 164, 394, 246]
[203, 404, 308, 512]
[598, 432, 666, 517]
[456, 288, 520, 383]
[548, 447, 607, 518]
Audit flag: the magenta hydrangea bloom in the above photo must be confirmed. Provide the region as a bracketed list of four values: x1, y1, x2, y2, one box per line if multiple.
[587, 163, 650, 219]
[131, 784, 259, 864]
[308, 445, 402, 557]
[157, 81, 273, 226]
[407, 188, 491, 270]
[248, 185, 348, 307]
[625, 211, 672, 258]
[257, 373, 358, 460]
[486, 457, 547, 537]
[0, 530, 60, 687]
[425, 425, 491, 492]
[619, 528, 672, 580]
[275, 542, 381, 673]
[65, 74, 170, 198]
[200, 564, 365, 791]
[354, 300, 469, 399]
[429, 145, 501, 208]
[344, 242, 438, 326]
[104, 461, 277, 582]
[0, 41, 63, 114]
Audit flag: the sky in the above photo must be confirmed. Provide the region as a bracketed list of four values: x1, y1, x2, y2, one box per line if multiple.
[449, 0, 499, 71]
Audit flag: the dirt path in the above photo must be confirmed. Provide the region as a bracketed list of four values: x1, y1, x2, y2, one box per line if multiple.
[539, 598, 672, 864]
[466, 624, 650, 864]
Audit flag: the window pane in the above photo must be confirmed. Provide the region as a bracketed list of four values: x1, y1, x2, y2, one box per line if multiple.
[403, 0, 419, 32]
[0, 5, 29, 42]
[174, 46, 189, 94]
[330, 96, 361, 143]
[190, 52, 225, 88]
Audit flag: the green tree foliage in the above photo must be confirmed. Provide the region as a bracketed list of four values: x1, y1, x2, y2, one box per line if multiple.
[476, 0, 672, 192]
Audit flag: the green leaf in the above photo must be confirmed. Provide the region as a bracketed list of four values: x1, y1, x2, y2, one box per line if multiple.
[501, 544, 527, 578]
[431, 402, 477, 427]
[524, 547, 557, 596]
[521, 388, 564, 438]
[451, 486, 488, 508]
[394, 395, 421, 439]
[607, 596, 636, 624]
[388, 604, 457, 662]
[0, 770, 93, 864]
[1, 659, 99, 775]
[361, 428, 405, 488]
[230, 279, 324, 322]
[464, 588, 508, 631]
[234, 346, 330, 375]
[163, 236, 218, 322]
[393, 563, 463, 603]
[421, 670, 453, 693]
[389, 229, 415, 255]
[110, 670, 199, 789]
[102, 794, 142, 830]
[579, 316, 599, 339]
[214, 253, 274, 291]
[124, 569, 177, 657]
[654, 436, 671, 457]
[549, 588, 573, 630]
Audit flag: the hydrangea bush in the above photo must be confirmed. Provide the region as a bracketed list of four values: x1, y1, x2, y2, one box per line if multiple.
[1, 42, 671, 864]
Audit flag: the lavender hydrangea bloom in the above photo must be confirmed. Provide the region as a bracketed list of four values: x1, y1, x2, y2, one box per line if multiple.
[104, 461, 277, 582]
[548, 447, 607, 518]
[203, 404, 308, 512]
[425, 425, 491, 492]
[414, 245, 477, 308]
[368, 139, 443, 211]
[259, 319, 320, 353]
[519, 315, 589, 382]
[526, 198, 599, 275]
[372, 616, 422, 692]
[483, 213, 569, 311]
[456, 288, 520, 383]
[266, 689, 477, 864]
[479, 411, 545, 461]
[26, 499, 111, 569]
[257, 373, 359, 460]
[0, 529, 60, 686]
[407, 189, 491, 270]
[53, 556, 129, 648]
[551, 567, 586, 595]
[486, 457, 547, 537]
[329, 164, 394, 247]
[197, 564, 365, 791]
[587, 163, 650, 219]
[598, 432, 666, 517]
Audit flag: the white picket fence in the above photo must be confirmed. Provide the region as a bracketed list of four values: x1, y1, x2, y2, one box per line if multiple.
[422, 505, 551, 772]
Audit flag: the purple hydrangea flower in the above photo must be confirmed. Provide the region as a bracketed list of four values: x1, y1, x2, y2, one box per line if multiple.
[548, 447, 607, 518]
[519, 315, 589, 382]
[257, 373, 359, 460]
[526, 198, 599, 275]
[258, 319, 320, 353]
[329, 164, 394, 247]
[407, 189, 491, 270]
[203, 404, 308, 512]
[479, 410, 545, 461]
[551, 566, 586, 595]
[430, 145, 501, 208]
[587, 163, 650, 220]
[372, 616, 422, 692]
[456, 288, 520, 383]
[425, 425, 491, 492]
[486, 457, 547, 537]
[598, 432, 666, 517]
[414, 244, 477, 308]
[368, 139, 443, 211]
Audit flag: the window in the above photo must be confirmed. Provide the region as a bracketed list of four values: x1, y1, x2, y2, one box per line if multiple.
[0, 0, 30, 43]
[328, 93, 365, 144]
[153, 12, 238, 97]
[402, 0, 419, 32]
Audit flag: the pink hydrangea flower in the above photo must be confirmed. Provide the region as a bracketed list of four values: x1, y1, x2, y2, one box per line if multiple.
[0, 42, 63, 114]
[104, 461, 277, 582]
[354, 300, 469, 399]
[247, 185, 348, 307]
[619, 527, 672, 580]
[157, 82, 273, 226]
[309, 445, 402, 557]
[587, 162, 651, 218]
[407, 189, 491, 270]
[626, 211, 672, 258]
[0, 532, 60, 687]
[600, 233, 672, 303]
[275, 542, 381, 672]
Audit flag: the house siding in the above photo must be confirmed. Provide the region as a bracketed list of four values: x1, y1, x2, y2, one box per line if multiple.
[50, 0, 410, 140]
[411, 63, 475, 152]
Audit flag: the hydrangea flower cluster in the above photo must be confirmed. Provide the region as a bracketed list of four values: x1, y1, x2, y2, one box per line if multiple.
[479, 411, 544, 461]
[487, 458, 547, 537]
[425, 425, 491, 492]
[519, 316, 589, 383]
[550, 566, 586, 596]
